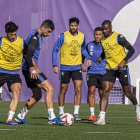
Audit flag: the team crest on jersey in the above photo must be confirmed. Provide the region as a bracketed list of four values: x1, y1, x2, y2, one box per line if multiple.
[61, 71, 64, 76]
[89, 52, 93, 56]
[90, 45, 94, 51]
[68, 40, 80, 56]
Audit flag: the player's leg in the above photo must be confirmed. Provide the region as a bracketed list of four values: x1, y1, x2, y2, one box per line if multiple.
[73, 80, 82, 120]
[122, 85, 137, 105]
[38, 79, 62, 125]
[98, 74, 104, 112]
[86, 74, 97, 121]
[58, 71, 70, 115]
[94, 70, 115, 125]
[15, 71, 42, 124]
[38, 79, 55, 117]
[25, 87, 42, 109]
[119, 68, 140, 121]
[15, 87, 42, 124]
[72, 70, 82, 121]
[98, 89, 103, 112]
[88, 86, 97, 121]
[58, 84, 69, 115]
[6, 74, 22, 126]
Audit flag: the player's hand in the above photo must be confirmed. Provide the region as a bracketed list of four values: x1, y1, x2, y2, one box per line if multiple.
[30, 67, 38, 79]
[81, 64, 87, 72]
[53, 66, 59, 74]
[87, 59, 92, 67]
[118, 60, 126, 72]
[96, 57, 102, 63]
[32, 59, 41, 73]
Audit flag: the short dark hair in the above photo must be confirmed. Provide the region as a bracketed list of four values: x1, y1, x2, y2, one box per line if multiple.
[102, 20, 111, 26]
[41, 19, 55, 31]
[5, 21, 18, 33]
[94, 27, 103, 33]
[69, 17, 79, 24]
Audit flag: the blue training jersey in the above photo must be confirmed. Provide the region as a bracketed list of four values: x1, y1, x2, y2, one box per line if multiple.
[22, 29, 42, 70]
[87, 41, 106, 74]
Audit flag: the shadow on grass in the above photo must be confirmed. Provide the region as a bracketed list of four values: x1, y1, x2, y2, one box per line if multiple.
[30, 117, 48, 120]
[0, 121, 6, 124]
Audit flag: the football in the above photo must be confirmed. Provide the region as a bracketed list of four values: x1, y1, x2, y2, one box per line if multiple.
[60, 113, 74, 126]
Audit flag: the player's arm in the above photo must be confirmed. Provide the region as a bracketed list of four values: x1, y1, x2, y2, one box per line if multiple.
[0, 37, 2, 46]
[22, 40, 28, 58]
[118, 34, 135, 61]
[117, 34, 135, 70]
[25, 36, 39, 79]
[96, 49, 105, 63]
[81, 44, 90, 72]
[81, 37, 92, 67]
[52, 33, 64, 74]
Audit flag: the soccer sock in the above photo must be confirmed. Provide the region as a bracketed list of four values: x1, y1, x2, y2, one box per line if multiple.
[100, 111, 106, 120]
[74, 105, 80, 115]
[135, 104, 140, 112]
[17, 106, 29, 119]
[59, 106, 64, 115]
[90, 107, 95, 115]
[7, 111, 15, 121]
[48, 108, 56, 120]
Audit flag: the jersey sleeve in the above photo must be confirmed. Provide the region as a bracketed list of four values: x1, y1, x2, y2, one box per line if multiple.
[52, 33, 64, 67]
[81, 36, 91, 59]
[117, 34, 135, 61]
[25, 36, 39, 67]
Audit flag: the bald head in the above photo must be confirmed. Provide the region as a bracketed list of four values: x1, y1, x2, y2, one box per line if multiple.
[102, 20, 112, 37]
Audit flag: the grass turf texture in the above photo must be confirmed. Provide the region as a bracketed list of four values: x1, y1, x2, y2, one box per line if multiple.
[0, 101, 140, 140]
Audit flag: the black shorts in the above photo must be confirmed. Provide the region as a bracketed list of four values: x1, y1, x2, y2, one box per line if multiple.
[60, 70, 82, 84]
[22, 70, 48, 89]
[103, 67, 130, 86]
[86, 74, 103, 89]
[0, 73, 21, 92]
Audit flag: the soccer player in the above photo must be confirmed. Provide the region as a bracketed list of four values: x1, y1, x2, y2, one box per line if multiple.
[52, 17, 92, 121]
[15, 20, 62, 125]
[86, 27, 106, 121]
[0, 22, 26, 126]
[94, 20, 140, 125]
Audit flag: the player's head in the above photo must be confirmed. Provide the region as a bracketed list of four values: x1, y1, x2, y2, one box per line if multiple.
[5, 21, 18, 42]
[101, 20, 112, 37]
[69, 17, 79, 34]
[94, 27, 103, 43]
[40, 19, 55, 37]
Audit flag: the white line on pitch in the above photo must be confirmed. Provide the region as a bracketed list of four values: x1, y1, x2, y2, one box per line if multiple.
[82, 116, 135, 118]
[0, 129, 16, 131]
[86, 132, 122, 134]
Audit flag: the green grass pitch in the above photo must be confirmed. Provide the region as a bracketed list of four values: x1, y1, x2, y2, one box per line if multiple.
[0, 101, 140, 140]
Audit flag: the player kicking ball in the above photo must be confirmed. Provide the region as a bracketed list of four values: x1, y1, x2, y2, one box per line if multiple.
[15, 20, 62, 125]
